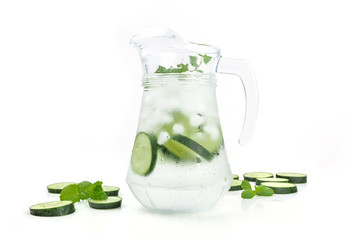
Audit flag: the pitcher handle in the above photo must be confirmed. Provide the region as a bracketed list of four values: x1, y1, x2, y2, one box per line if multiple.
[217, 57, 259, 146]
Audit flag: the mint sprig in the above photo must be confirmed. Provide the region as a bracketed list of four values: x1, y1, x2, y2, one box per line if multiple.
[155, 54, 212, 73]
[240, 180, 274, 199]
[60, 181, 108, 203]
[155, 63, 189, 73]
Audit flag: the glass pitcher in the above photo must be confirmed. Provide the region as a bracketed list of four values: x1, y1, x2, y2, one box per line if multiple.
[126, 27, 258, 213]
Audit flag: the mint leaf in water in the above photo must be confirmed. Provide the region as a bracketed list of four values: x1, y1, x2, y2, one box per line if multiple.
[155, 54, 212, 74]
[202, 54, 212, 64]
[155, 64, 189, 73]
[189, 56, 199, 67]
[155, 66, 167, 73]
[241, 189, 255, 199]
[60, 184, 80, 203]
[175, 63, 189, 73]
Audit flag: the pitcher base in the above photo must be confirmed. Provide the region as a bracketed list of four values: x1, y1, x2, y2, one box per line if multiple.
[127, 183, 229, 213]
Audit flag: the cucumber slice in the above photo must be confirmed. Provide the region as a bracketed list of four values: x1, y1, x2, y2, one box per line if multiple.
[276, 172, 307, 183]
[131, 132, 157, 176]
[232, 174, 239, 180]
[29, 201, 75, 217]
[171, 134, 214, 160]
[255, 177, 289, 185]
[88, 196, 122, 209]
[243, 172, 273, 182]
[229, 180, 243, 191]
[260, 182, 298, 194]
[190, 130, 223, 154]
[163, 139, 200, 160]
[157, 111, 223, 156]
[47, 182, 77, 194]
[103, 186, 120, 196]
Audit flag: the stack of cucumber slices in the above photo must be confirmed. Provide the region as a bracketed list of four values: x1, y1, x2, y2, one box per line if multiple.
[29, 182, 121, 217]
[131, 111, 223, 176]
[229, 172, 307, 195]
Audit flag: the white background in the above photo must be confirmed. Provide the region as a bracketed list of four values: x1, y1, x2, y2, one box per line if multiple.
[1, 0, 359, 239]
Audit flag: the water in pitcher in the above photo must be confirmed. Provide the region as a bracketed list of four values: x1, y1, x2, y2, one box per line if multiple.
[126, 73, 232, 212]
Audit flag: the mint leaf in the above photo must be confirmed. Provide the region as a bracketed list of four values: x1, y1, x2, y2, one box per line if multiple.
[174, 63, 189, 73]
[155, 64, 189, 73]
[255, 186, 274, 196]
[58, 180, 108, 202]
[90, 190, 108, 200]
[88, 181, 108, 201]
[203, 55, 212, 64]
[240, 180, 252, 190]
[200, 54, 212, 64]
[155, 66, 167, 73]
[241, 189, 255, 199]
[189, 56, 198, 67]
[254, 185, 266, 193]
[60, 184, 80, 203]
[78, 181, 92, 200]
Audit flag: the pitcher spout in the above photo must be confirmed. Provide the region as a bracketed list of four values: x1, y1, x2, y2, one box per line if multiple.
[130, 26, 220, 75]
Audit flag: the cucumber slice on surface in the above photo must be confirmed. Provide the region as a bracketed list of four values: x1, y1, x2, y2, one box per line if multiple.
[243, 172, 273, 182]
[229, 180, 243, 191]
[103, 186, 120, 196]
[29, 201, 75, 217]
[47, 182, 77, 194]
[255, 177, 289, 185]
[276, 172, 307, 183]
[260, 182, 298, 194]
[88, 196, 122, 209]
[232, 174, 239, 180]
[131, 132, 157, 176]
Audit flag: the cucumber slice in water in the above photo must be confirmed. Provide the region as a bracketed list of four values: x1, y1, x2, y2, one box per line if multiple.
[163, 134, 214, 161]
[157, 111, 223, 157]
[29, 201, 75, 217]
[261, 182, 298, 194]
[88, 196, 122, 209]
[131, 132, 157, 176]
[232, 174, 239, 180]
[276, 172, 307, 183]
[243, 172, 273, 182]
[229, 180, 243, 191]
[255, 177, 289, 185]
[103, 186, 120, 196]
[47, 182, 77, 194]
[163, 138, 200, 160]
[172, 134, 214, 160]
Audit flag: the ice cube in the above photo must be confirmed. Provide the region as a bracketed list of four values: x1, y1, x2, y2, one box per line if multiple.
[172, 124, 185, 134]
[204, 124, 219, 140]
[189, 114, 204, 127]
[157, 131, 170, 145]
